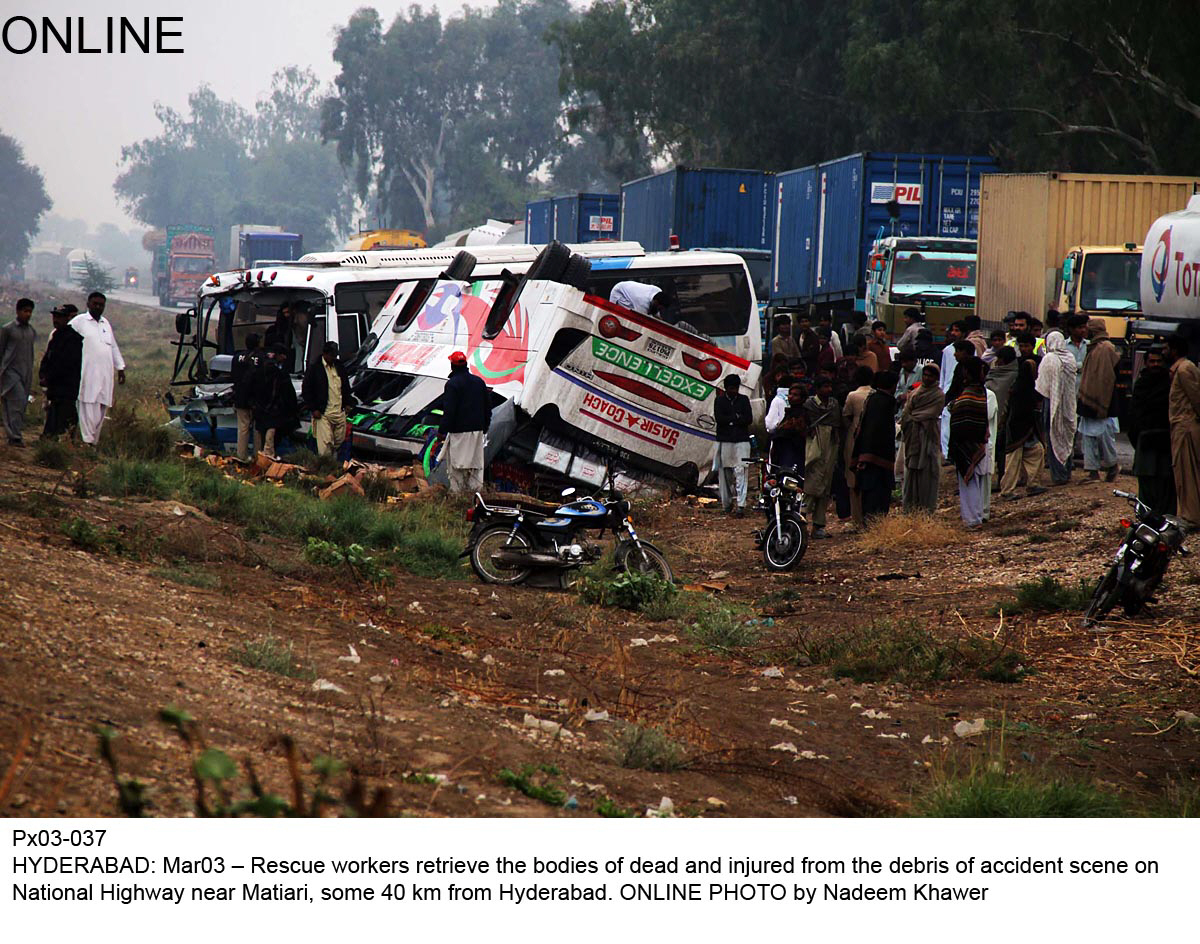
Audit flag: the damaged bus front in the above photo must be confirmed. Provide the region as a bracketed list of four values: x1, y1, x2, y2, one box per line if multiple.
[349, 244, 763, 487]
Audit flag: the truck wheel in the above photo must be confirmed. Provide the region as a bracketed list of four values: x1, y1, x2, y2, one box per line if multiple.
[561, 254, 592, 290]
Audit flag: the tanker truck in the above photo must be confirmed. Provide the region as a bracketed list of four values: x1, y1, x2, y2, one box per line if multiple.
[1136, 193, 1200, 356]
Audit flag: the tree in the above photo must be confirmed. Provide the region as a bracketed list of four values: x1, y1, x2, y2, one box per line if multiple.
[0, 131, 52, 272]
[76, 256, 116, 295]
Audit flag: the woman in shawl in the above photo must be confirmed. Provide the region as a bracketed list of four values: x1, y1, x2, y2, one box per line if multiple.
[900, 363, 945, 513]
[1035, 332, 1078, 486]
[948, 357, 989, 526]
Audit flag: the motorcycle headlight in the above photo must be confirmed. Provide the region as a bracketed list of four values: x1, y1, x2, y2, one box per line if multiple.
[1134, 524, 1159, 543]
[782, 476, 801, 490]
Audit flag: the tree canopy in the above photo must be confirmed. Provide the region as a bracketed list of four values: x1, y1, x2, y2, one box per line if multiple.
[114, 70, 350, 262]
[0, 131, 52, 273]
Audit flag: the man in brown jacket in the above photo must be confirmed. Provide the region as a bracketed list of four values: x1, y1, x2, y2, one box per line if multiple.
[1077, 318, 1121, 480]
[1165, 335, 1200, 528]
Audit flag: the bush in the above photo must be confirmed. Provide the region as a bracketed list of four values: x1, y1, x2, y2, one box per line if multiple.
[33, 438, 72, 470]
[304, 538, 390, 584]
[96, 405, 175, 461]
[915, 767, 1125, 817]
[786, 620, 1028, 684]
[610, 723, 687, 771]
[95, 458, 182, 499]
[62, 516, 104, 551]
[580, 570, 676, 610]
[991, 575, 1096, 615]
[686, 604, 760, 654]
[497, 765, 566, 807]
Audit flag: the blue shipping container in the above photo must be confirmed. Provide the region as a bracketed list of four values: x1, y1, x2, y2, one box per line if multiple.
[551, 193, 620, 243]
[770, 152, 997, 306]
[525, 199, 552, 244]
[620, 167, 775, 252]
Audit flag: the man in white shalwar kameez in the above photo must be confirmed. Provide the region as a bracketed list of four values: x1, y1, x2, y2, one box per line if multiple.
[70, 292, 125, 444]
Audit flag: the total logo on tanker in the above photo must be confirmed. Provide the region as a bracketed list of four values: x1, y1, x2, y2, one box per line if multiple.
[1149, 225, 1200, 303]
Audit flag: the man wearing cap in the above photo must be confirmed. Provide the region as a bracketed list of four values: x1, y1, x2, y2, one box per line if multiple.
[302, 341, 355, 458]
[0, 298, 37, 446]
[39, 303, 83, 437]
[439, 351, 492, 493]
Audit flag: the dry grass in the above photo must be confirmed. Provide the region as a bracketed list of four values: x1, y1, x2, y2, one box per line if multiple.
[854, 511, 970, 553]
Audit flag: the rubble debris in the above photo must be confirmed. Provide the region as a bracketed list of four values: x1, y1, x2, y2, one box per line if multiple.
[954, 718, 987, 738]
[312, 679, 347, 694]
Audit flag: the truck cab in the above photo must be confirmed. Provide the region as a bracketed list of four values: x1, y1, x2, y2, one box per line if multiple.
[865, 236, 978, 335]
[1056, 244, 1142, 338]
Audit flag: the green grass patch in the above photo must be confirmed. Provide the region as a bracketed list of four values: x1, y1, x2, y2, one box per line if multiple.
[1025, 533, 1055, 544]
[990, 575, 1097, 615]
[685, 600, 760, 654]
[610, 723, 687, 771]
[497, 764, 566, 807]
[304, 538, 391, 584]
[96, 404, 176, 461]
[149, 564, 219, 590]
[781, 619, 1029, 684]
[915, 767, 1125, 817]
[595, 795, 636, 817]
[95, 457, 184, 499]
[234, 635, 315, 680]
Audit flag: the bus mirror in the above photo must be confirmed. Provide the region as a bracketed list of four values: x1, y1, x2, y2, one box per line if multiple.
[1062, 257, 1074, 283]
[175, 308, 193, 336]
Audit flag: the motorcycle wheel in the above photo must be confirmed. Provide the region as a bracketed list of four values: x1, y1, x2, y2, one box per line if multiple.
[470, 526, 533, 585]
[615, 541, 673, 583]
[1082, 564, 1122, 626]
[763, 514, 808, 571]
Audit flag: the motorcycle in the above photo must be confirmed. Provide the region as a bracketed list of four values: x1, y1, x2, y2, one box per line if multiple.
[1082, 489, 1190, 626]
[746, 457, 809, 571]
[463, 483, 673, 588]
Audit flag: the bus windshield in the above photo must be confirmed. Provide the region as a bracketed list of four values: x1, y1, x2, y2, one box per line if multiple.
[891, 252, 976, 291]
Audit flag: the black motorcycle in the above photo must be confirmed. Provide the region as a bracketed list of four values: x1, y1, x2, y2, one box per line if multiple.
[464, 486, 672, 588]
[746, 457, 809, 571]
[1083, 489, 1190, 626]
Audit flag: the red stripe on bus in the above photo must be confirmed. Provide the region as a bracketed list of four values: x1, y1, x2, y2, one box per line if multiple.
[583, 294, 752, 368]
[592, 370, 690, 412]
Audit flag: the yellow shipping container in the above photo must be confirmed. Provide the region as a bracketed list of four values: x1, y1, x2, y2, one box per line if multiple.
[976, 172, 1200, 322]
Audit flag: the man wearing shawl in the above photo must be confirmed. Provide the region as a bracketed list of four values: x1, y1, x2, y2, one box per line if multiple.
[900, 364, 945, 513]
[1000, 334, 1048, 497]
[803, 376, 842, 538]
[939, 322, 966, 456]
[1126, 346, 1176, 515]
[949, 357, 990, 526]
[1165, 335, 1200, 528]
[1077, 319, 1121, 481]
[984, 345, 1018, 483]
[853, 371, 899, 522]
[1035, 332, 1078, 488]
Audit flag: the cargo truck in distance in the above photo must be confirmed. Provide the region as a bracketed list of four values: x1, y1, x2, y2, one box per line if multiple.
[344, 230, 427, 251]
[770, 152, 995, 332]
[229, 225, 303, 269]
[975, 172, 1200, 340]
[154, 225, 217, 307]
[526, 193, 620, 244]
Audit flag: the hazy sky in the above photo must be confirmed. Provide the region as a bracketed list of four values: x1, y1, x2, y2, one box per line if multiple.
[0, 1, 501, 232]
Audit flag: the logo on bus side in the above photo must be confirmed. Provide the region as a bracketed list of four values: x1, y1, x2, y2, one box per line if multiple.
[1150, 225, 1172, 303]
[590, 338, 713, 400]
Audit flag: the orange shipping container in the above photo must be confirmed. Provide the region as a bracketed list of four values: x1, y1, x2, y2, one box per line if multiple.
[975, 172, 1200, 322]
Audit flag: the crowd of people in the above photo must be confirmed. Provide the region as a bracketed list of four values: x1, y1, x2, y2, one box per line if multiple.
[739, 308, 1200, 533]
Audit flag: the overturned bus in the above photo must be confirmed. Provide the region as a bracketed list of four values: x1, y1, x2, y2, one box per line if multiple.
[348, 242, 763, 487]
[166, 244, 644, 449]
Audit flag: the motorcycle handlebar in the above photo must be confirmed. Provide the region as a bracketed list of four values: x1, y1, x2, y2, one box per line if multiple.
[1113, 489, 1135, 500]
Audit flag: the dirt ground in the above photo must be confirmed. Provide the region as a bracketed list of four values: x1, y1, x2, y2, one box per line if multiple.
[1, 291, 1198, 817]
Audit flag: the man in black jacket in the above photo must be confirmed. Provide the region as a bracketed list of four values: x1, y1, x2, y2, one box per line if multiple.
[439, 351, 492, 493]
[853, 371, 899, 521]
[231, 333, 263, 461]
[251, 344, 299, 457]
[39, 304, 83, 437]
[302, 341, 355, 458]
[714, 374, 752, 516]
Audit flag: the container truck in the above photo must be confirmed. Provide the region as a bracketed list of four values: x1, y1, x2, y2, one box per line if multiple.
[975, 172, 1200, 339]
[770, 152, 996, 328]
[158, 224, 216, 307]
[620, 167, 775, 254]
[229, 225, 303, 269]
[525, 199, 552, 244]
[526, 194, 620, 245]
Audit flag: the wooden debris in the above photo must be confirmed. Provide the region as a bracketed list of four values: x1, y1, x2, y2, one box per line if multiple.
[318, 472, 365, 500]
